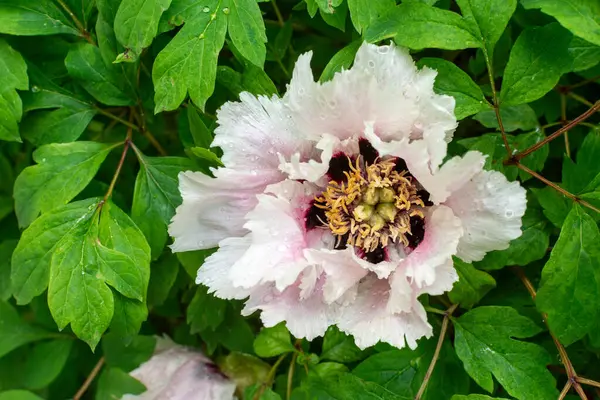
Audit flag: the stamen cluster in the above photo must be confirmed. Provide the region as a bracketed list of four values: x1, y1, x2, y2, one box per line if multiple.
[315, 157, 425, 252]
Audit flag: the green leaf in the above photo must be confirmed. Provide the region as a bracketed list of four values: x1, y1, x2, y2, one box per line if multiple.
[0, 89, 22, 142]
[312, 362, 349, 379]
[148, 253, 179, 307]
[110, 293, 148, 342]
[0, 39, 28, 91]
[65, 43, 135, 106]
[187, 285, 227, 334]
[562, 130, 600, 194]
[452, 396, 510, 400]
[0, 241, 17, 301]
[186, 106, 212, 148]
[102, 333, 156, 372]
[114, 0, 173, 62]
[19, 85, 97, 145]
[568, 36, 600, 72]
[456, 0, 516, 57]
[320, 40, 361, 83]
[297, 373, 404, 400]
[96, 367, 146, 400]
[347, 0, 395, 34]
[11, 198, 100, 305]
[189, 147, 224, 167]
[44, 199, 149, 349]
[21, 340, 73, 390]
[534, 187, 571, 228]
[253, 322, 295, 357]
[227, 0, 267, 67]
[536, 204, 600, 346]
[0, 391, 43, 400]
[521, 0, 600, 47]
[418, 58, 490, 120]
[473, 104, 538, 132]
[321, 326, 365, 363]
[500, 23, 572, 106]
[131, 150, 195, 257]
[0, 0, 78, 36]
[448, 258, 496, 309]
[476, 204, 550, 270]
[216, 306, 254, 353]
[365, 3, 481, 50]
[0, 301, 54, 359]
[13, 141, 117, 228]
[453, 306, 557, 400]
[353, 338, 469, 399]
[153, 0, 228, 112]
[319, 2, 348, 32]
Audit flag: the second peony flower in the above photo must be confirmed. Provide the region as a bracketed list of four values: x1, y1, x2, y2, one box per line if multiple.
[169, 42, 526, 349]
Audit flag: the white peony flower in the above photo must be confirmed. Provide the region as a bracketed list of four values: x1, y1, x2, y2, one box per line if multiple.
[169, 42, 526, 349]
[122, 336, 236, 400]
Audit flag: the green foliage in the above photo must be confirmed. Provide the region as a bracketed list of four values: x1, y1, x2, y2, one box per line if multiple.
[2, 0, 600, 398]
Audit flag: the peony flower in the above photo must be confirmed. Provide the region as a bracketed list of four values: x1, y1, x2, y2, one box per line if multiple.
[122, 336, 236, 400]
[169, 42, 526, 349]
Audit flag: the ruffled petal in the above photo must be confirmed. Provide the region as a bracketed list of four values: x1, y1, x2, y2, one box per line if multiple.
[283, 42, 456, 169]
[304, 248, 368, 304]
[196, 236, 253, 300]
[337, 277, 432, 349]
[169, 168, 280, 252]
[445, 169, 527, 262]
[242, 280, 336, 341]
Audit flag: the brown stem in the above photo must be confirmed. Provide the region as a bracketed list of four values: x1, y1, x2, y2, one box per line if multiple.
[95, 107, 140, 132]
[73, 356, 105, 400]
[513, 100, 600, 160]
[482, 48, 511, 155]
[101, 113, 134, 205]
[577, 377, 600, 389]
[514, 163, 600, 214]
[558, 381, 573, 400]
[562, 74, 600, 91]
[512, 267, 588, 400]
[55, 0, 95, 45]
[271, 0, 285, 26]
[415, 304, 458, 400]
[132, 107, 168, 156]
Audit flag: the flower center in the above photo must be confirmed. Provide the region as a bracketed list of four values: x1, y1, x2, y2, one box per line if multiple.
[314, 157, 425, 252]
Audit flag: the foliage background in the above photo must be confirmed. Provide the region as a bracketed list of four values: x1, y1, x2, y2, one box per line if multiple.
[1, 0, 600, 399]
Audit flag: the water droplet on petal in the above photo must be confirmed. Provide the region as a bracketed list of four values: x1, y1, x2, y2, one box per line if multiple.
[377, 46, 390, 54]
[367, 60, 376, 69]
[505, 209, 514, 218]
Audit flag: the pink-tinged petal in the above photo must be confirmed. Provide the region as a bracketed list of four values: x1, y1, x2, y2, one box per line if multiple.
[417, 259, 458, 297]
[124, 337, 235, 400]
[445, 169, 527, 262]
[402, 205, 462, 288]
[196, 236, 253, 300]
[421, 151, 487, 204]
[242, 280, 336, 341]
[228, 180, 328, 291]
[214, 92, 305, 170]
[337, 277, 432, 349]
[169, 168, 281, 252]
[304, 248, 368, 304]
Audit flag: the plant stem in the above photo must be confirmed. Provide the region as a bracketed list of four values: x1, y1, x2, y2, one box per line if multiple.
[578, 377, 600, 389]
[560, 93, 571, 158]
[271, 0, 285, 26]
[73, 356, 105, 400]
[55, 0, 95, 45]
[558, 380, 573, 400]
[483, 48, 511, 155]
[287, 352, 298, 400]
[424, 306, 447, 316]
[513, 100, 600, 160]
[414, 304, 458, 400]
[514, 162, 600, 214]
[132, 107, 168, 156]
[254, 353, 287, 400]
[512, 267, 588, 400]
[101, 113, 134, 205]
[95, 107, 140, 132]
